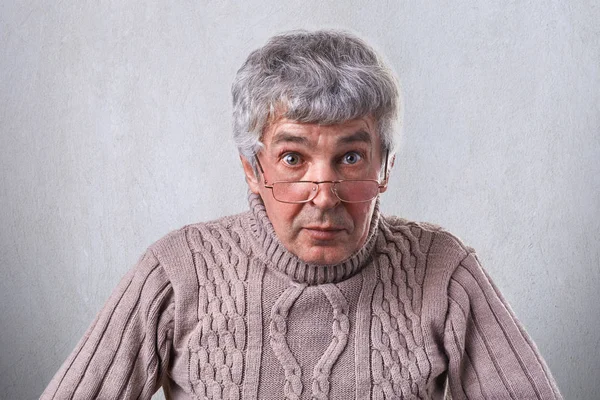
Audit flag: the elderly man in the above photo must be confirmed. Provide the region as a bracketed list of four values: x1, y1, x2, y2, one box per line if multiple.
[42, 30, 561, 399]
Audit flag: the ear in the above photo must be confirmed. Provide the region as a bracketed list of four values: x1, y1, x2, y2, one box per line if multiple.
[240, 155, 261, 194]
[379, 155, 395, 194]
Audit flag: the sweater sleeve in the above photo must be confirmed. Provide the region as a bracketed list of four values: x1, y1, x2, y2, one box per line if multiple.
[40, 250, 175, 400]
[443, 251, 562, 399]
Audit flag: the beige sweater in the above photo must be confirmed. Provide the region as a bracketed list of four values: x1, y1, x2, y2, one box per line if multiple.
[42, 194, 562, 399]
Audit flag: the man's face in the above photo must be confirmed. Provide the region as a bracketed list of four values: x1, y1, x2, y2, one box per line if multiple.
[242, 116, 388, 265]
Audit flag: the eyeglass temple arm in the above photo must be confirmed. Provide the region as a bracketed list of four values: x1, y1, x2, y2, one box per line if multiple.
[254, 156, 273, 188]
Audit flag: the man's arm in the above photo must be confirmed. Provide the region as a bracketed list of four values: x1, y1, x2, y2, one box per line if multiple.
[41, 250, 174, 400]
[443, 252, 562, 399]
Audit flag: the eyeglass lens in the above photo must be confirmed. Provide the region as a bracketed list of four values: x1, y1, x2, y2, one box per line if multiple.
[271, 181, 379, 203]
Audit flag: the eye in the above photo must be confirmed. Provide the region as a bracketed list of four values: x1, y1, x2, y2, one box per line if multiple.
[281, 152, 301, 166]
[341, 151, 362, 165]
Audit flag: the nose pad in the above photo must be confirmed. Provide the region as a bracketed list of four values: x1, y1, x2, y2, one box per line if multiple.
[311, 181, 341, 209]
[330, 184, 339, 198]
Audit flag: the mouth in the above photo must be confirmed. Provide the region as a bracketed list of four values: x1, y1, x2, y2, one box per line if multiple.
[303, 226, 346, 241]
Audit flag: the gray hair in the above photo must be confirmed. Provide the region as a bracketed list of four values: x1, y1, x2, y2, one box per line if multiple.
[232, 30, 402, 170]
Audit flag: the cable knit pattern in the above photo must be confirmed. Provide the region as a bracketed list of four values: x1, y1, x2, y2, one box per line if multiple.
[311, 284, 350, 399]
[269, 283, 307, 400]
[186, 223, 247, 399]
[370, 220, 433, 399]
[41, 194, 562, 400]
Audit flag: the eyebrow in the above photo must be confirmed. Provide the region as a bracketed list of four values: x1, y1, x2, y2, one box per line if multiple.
[270, 129, 373, 147]
[271, 131, 310, 146]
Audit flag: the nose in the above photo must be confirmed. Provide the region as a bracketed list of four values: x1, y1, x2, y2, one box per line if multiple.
[309, 182, 340, 209]
[309, 164, 341, 210]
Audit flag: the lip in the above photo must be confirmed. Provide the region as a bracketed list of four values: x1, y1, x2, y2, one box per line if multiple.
[303, 226, 345, 241]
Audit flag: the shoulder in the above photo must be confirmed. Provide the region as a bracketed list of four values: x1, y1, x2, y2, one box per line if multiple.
[146, 211, 251, 277]
[378, 214, 474, 261]
[377, 216, 484, 332]
[149, 211, 249, 253]
[376, 214, 478, 290]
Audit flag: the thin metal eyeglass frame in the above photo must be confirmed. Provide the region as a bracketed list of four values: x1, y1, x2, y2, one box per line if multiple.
[254, 150, 389, 204]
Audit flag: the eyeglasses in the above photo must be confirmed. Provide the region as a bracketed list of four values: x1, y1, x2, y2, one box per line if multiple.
[254, 151, 389, 204]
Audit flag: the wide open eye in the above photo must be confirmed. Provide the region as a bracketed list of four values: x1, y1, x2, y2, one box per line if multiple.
[282, 152, 301, 166]
[341, 151, 362, 165]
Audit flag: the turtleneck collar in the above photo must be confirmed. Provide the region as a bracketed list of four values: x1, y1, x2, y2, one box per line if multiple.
[245, 192, 381, 285]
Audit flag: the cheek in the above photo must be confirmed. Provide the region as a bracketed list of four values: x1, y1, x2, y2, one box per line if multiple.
[345, 202, 377, 248]
[347, 202, 374, 229]
[261, 194, 302, 234]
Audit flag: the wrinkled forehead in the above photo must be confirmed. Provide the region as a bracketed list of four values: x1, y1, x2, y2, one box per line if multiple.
[260, 116, 381, 150]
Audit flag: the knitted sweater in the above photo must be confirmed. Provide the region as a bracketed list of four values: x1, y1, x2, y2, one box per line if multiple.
[42, 194, 562, 399]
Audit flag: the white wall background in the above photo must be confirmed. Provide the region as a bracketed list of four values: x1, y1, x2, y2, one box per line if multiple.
[1, 1, 598, 399]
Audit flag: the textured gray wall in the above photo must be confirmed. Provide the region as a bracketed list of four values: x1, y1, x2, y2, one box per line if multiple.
[1, 1, 598, 399]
